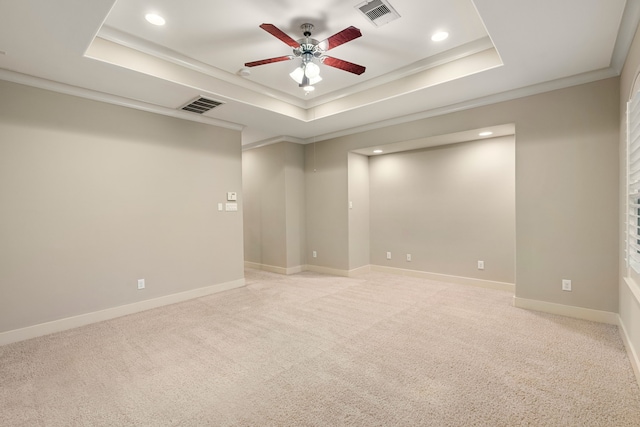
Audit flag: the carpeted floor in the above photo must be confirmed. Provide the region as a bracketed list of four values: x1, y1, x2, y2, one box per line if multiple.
[1, 269, 639, 426]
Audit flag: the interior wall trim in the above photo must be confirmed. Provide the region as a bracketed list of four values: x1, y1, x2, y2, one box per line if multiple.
[348, 265, 372, 276]
[371, 265, 514, 292]
[618, 314, 640, 389]
[305, 264, 351, 277]
[301, 68, 618, 145]
[0, 278, 246, 347]
[624, 277, 640, 306]
[244, 262, 304, 275]
[0, 69, 244, 132]
[513, 297, 619, 325]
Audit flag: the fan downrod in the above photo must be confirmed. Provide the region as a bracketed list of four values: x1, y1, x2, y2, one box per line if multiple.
[300, 23, 314, 37]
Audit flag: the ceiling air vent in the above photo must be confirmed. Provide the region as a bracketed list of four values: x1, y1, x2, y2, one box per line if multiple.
[180, 96, 223, 114]
[355, 0, 400, 27]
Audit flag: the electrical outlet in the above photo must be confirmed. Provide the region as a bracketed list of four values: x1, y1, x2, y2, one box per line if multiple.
[562, 279, 572, 291]
[312, 250, 317, 258]
[386, 251, 391, 260]
[477, 260, 485, 270]
[406, 254, 411, 262]
[137, 279, 145, 290]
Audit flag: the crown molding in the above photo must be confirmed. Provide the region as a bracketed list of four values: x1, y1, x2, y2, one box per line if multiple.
[0, 69, 244, 132]
[97, 26, 305, 108]
[301, 66, 619, 144]
[241, 135, 305, 151]
[611, 0, 640, 73]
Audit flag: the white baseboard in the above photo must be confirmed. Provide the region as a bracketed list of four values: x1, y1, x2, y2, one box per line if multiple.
[371, 265, 515, 292]
[244, 261, 304, 275]
[245, 262, 366, 277]
[0, 278, 245, 347]
[305, 264, 350, 277]
[618, 314, 640, 388]
[305, 264, 372, 277]
[348, 265, 371, 277]
[513, 297, 618, 325]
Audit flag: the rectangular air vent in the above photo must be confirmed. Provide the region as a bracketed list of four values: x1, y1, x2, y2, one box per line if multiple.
[355, 0, 400, 27]
[180, 96, 223, 114]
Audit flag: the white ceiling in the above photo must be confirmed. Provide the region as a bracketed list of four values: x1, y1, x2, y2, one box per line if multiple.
[0, 0, 637, 147]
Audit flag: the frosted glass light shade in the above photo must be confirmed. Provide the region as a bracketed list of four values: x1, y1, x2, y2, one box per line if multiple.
[304, 62, 320, 78]
[289, 67, 304, 84]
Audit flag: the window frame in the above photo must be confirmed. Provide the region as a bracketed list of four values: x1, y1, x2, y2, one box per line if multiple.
[627, 89, 640, 273]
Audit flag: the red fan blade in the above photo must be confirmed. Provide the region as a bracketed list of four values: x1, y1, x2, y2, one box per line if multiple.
[322, 56, 366, 75]
[259, 23, 300, 48]
[319, 26, 362, 51]
[245, 56, 293, 67]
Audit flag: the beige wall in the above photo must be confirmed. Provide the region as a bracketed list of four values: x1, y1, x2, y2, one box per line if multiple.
[369, 136, 515, 283]
[619, 24, 640, 379]
[347, 152, 370, 270]
[306, 77, 619, 312]
[242, 142, 306, 270]
[243, 143, 287, 267]
[305, 140, 350, 269]
[285, 143, 306, 268]
[0, 80, 244, 333]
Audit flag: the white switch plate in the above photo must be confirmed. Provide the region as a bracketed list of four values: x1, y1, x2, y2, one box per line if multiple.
[477, 260, 485, 270]
[406, 254, 411, 262]
[349, 201, 353, 209]
[225, 203, 238, 212]
[562, 279, 572, 291]
[217, 203, 223, 211]
[386, 252, 391, 260]
[137, 279, 145, 290]
[312, 250, 317, 258]
[227, 192, 237, 201]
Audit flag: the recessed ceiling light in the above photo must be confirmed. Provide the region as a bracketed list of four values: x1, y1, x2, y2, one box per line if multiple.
[373, 149, 383, 154]
[145, 13, 165, 26]
[479, 131, 493, 137]
[431, 31, 449, 42]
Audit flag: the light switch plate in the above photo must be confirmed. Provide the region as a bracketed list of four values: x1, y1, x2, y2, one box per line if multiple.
[227, 192, 237, 201]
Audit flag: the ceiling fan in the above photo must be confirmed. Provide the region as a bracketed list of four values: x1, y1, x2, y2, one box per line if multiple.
[244, 23, 366, 92]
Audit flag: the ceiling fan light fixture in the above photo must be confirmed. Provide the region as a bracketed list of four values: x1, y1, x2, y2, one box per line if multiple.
[291, 63, 322, 87]
[304, 62, 320, 78]
[309, 74, 322, 85]
[289, 66, 305, 84]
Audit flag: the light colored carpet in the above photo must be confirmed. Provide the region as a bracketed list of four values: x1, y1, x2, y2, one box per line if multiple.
[1, 269, 639, 426]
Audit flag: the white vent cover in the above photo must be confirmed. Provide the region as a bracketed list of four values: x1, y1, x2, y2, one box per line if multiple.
[180, 97, 223, 114]
[355, 0, 400, 27]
